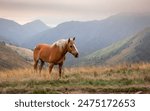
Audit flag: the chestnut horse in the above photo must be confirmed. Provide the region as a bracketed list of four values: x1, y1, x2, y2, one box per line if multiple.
[33, 37, 79, 78]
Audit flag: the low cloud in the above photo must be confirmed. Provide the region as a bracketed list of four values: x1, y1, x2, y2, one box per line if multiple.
[0, 0, 149, 25]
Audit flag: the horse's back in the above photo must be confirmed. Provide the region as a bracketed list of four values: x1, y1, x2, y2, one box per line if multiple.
[33, 44, 51, 61]
[33, 42, 66, 63]
[35, 44, 51, 49]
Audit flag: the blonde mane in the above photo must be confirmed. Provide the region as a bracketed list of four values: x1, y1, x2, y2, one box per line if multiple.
[52, 39, 67, 50]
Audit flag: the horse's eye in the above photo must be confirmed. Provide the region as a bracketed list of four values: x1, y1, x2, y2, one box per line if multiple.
[70, 45, 73, 48]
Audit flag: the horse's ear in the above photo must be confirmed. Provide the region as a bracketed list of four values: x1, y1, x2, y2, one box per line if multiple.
[68, 38, 70, 43]
[73, 37, 75, 41]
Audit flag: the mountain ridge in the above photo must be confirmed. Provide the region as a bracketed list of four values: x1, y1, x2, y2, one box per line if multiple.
[25, 13, 150, 57]
[0, 18, 50, 45]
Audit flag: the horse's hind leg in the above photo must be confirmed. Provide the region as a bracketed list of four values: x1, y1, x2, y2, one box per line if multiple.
[39, 60, 44, 74]
[34, 60, 39, 72]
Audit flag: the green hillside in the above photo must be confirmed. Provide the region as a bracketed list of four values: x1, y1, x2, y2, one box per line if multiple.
[106, 27, 150, 64]
[79, 27, 150, 66]
[86, 37, 131, 59]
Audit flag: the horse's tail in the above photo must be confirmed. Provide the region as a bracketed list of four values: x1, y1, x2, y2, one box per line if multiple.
[33, 45, 41, 62]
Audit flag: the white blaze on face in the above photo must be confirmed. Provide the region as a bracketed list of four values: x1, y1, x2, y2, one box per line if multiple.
[73, 44, 79, 54]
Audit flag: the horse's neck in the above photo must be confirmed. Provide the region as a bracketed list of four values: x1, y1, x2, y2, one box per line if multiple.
[59, 43, 68, 57]
[53, 41, 68, 57]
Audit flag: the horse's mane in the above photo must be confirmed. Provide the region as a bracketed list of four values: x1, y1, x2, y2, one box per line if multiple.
[52, 39, 68, 49]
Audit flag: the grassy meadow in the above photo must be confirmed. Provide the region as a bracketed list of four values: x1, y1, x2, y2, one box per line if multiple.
[0, 63, 150, 94]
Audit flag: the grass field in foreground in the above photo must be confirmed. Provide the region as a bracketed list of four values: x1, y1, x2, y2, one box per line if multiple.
[0, 63, 150, 94]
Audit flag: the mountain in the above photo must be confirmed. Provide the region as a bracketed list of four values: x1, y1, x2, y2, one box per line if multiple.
[0, 18, 23, 43]
[0, 18, 49, 45]
[22, 20, 49, 38]
[25, 13, 150, 56]
[79, 27, 150, 66]
[0, 42, 31, 70]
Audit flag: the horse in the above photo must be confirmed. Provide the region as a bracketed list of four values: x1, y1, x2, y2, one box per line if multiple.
[33, 37, 79, 78]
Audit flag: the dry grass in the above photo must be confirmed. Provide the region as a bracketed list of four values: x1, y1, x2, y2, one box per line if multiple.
[6, 43, 33, 61]
[0, 63, 150, 93]
[65, 62, 150, 81]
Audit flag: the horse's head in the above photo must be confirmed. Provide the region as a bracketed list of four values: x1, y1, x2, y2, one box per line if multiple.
[67, 37, 79, 58]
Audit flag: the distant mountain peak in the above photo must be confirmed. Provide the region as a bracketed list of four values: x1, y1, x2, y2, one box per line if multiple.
[31, 19, 42, 23]
[21, 19, 50, 37]
[0, 18, 15, 22]
[0, 18, 20, 26]
[25, 19, 42, 24]
[23, 19, 49, 28]
[0, 18, 51, 44]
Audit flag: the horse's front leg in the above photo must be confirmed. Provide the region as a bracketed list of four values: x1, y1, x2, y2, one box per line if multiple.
[49, 63, 54, 78]
[58, 63, 63, 78]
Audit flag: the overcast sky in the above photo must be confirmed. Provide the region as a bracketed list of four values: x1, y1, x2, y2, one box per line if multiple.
[0, 0, 150, 26]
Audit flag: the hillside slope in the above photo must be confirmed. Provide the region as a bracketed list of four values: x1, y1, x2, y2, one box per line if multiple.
[6, 43, 33, 62]
[80, 27, 150, 66]
[0, 42, 31, 70]
[106, 27, 150, 64]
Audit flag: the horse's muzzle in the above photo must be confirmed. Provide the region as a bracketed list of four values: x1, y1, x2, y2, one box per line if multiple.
[75, 53, 79, 58]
